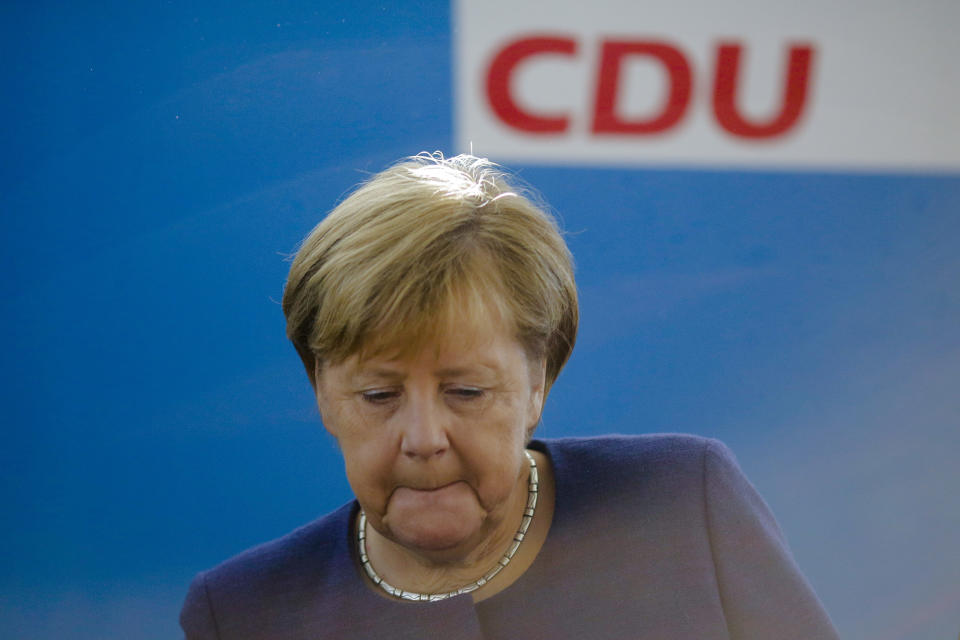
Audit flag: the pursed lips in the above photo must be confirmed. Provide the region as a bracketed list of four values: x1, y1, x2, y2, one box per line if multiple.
[384, 479, 481, 516]
[395, 480, 461, 493]
[388, 481, 474, 508]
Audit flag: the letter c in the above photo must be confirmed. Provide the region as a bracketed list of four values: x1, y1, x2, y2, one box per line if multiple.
[485, 36, 577, 134]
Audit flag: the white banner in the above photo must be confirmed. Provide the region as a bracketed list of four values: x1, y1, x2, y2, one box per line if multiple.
[454, 0, 960, 171]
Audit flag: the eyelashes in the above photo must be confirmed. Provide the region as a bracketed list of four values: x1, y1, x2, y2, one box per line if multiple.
[359, 386, 487, 406]
[360, 390, 401, 405]
[447, 386, 485, 400]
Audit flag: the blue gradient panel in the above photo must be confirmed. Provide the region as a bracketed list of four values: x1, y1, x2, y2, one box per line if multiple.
[3, 3, 958, 639]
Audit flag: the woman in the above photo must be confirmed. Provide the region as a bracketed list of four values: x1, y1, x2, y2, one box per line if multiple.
[181, 153, 838, 639]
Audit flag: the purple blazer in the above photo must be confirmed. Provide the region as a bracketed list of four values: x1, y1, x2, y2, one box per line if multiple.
[181, 434, 839, 639]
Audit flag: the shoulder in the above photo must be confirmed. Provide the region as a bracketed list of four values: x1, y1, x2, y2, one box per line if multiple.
[180, 501, 358, 638]
[532, 434, 739, 521]
[205, 501, 353, 588]
[534, 432, 732, 479]
[540, 433, 784, 556]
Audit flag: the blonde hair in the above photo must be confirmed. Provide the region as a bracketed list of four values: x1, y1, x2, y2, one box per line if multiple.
[282, 153, 578, 388]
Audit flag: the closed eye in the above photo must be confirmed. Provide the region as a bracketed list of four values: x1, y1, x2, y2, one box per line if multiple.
[446, 386, 485, 400]
[360, 389, 400, 404]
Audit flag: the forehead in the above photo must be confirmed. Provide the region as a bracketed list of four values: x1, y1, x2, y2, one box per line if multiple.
[358, 302, 520, 369]
[355, 274, 517, 359]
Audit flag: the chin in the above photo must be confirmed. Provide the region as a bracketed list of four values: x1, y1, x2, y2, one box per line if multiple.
[389, 517, 482, 555]
[380, 483, 490, 555]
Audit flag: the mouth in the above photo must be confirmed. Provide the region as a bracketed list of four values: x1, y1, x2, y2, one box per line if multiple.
[389, 481, 473, 509]
[404, 481, 458, 492]
[380, 481, 485, 552]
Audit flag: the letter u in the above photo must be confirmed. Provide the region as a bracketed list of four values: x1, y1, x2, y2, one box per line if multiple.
[712, 42, 815, 139]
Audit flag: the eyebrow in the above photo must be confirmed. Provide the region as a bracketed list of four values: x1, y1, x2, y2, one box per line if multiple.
[434, 365, 499, 379]
[348, 368, 405, 384]
[349, 363, 501, 384]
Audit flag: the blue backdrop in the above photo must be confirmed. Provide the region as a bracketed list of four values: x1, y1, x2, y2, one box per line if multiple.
[3, 3, 958, 639]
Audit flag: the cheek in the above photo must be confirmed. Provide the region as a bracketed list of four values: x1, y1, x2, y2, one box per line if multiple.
[321, 395, 390, 445]
[470, 450, 524, 512]
[461, 405, 528, 497]
[326, 411, 394, 499]
[341, 443, 397, 515]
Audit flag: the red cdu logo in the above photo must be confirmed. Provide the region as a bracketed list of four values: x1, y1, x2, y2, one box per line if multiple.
[485, 36, 816, 140]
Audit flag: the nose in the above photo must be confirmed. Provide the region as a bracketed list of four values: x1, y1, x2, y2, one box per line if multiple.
[399, 392, 450, 460]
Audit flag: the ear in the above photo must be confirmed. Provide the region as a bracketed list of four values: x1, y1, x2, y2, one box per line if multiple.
[312, 360, 323, 400]
[525, 357, 548, 435]
[312, 361, 335, 434]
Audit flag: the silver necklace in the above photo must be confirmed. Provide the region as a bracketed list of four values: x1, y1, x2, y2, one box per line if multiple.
[357, 450, 539, 602]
